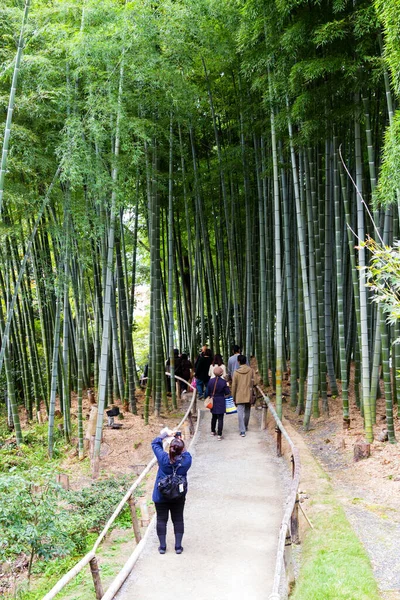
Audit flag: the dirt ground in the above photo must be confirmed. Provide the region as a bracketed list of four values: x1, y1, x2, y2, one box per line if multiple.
[275, 380, 400, 514]
[59, 388, 190, 485]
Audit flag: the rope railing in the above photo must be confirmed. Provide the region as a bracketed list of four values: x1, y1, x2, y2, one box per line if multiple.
[43, 375, 197, 600]
[256, 386, 301, 600]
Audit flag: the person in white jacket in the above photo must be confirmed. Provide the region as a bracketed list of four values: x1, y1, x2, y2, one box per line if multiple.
[208, 353, 227, 380]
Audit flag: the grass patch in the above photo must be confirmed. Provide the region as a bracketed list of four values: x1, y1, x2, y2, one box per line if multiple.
[291, 498, 380, 600]
[25, 529, 136, 600]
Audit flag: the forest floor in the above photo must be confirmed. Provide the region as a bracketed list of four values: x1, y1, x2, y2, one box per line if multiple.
[0, 388, 189, 598]
[61, 387, 187, 487]
[272, 375, 400, 600]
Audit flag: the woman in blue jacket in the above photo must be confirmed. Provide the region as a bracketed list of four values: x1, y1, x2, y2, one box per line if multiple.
[151, 431, 192, 554]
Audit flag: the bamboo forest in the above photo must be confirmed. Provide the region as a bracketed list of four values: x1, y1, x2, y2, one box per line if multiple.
[1, 0, 400, 597]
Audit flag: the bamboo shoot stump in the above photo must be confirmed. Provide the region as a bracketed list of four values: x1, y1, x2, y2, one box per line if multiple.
[89, 557, 104, 600]
[353, 441, 370, 462]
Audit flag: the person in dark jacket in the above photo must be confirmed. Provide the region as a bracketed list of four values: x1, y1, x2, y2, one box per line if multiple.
[194, 347, 212, 399]
[206, 366, 231, 440]
[175, 353, 193, 394]
[151, 431, 192, 554]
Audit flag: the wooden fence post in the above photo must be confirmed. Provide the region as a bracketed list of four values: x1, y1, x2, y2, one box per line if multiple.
[187, 411, 195, 435]
[290, 494, 300, 544]
[261, 404, 267, 430]
[140, 499, 150, 527]
[127, 495, 142, 543]
[284, 530, 295, 594]
[56, 473, 70, 490]
[276, 426, 282, 457]
[89, 557, 104, 600]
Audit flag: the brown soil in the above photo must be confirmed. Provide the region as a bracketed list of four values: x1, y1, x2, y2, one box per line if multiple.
[59, 388, 189, 485]
[272, 376, 400, 514]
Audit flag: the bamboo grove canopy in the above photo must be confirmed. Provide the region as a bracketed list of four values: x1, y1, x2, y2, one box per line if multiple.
[1, 0, 400, 471]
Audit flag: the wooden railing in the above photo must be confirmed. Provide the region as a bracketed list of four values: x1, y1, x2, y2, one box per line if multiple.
[257, 387, 301, 600]
[43, 375, 197, 600]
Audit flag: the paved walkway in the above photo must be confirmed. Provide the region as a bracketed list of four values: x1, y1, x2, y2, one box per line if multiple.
[116, 408, 283, 600]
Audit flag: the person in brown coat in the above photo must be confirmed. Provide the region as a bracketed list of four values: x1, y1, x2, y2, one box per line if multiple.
[231, 355, 257, 437]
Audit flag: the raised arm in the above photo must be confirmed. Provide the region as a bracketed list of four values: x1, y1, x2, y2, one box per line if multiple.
[151, 436, 171, 468]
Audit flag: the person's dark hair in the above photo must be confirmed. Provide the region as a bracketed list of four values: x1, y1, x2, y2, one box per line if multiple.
[238, 354, 247, 365]
[169, 438, 185, 463]
[181, 353, 188, 361]
[233, 344, 240, 354]
[204, 348, 212, 358]
[174, 348, 179, 356]
[212, 353, 224, 366]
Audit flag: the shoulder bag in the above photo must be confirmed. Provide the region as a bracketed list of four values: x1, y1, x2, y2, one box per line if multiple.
[204, 377, 218, 410]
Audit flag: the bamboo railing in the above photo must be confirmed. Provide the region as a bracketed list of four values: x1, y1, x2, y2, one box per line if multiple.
[43, 375, 197, 600]
[258, 387, 301, 600]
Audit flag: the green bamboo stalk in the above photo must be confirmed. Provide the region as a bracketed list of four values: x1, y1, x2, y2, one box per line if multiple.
[0, 0, 31, 216]
[77, 273, 84, 460]
[48, 290, 62, 459]
[269, 82, 283, 417]
[287, 103, 314, 429]
[354, 95, 373, 442]
[303, 151, 320, 417]
[278, 142, 296, 403]
[0, 277, 22, 444]
[333, 137, 349, 422]
[324, 141, 338, 400]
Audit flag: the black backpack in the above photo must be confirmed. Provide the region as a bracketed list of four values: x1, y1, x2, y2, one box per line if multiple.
[158, 463, 187, 500]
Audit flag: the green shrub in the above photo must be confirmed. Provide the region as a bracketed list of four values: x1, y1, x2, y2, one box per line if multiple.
[0, 469, 76, 578]
[63, 475, 134, 533]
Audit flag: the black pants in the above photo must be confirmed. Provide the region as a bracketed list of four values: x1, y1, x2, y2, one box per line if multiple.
[155, 497, 185, 548]
[211, 413, 224, 435]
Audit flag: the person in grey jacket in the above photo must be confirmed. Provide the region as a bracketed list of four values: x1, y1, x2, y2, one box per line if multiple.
[227, 345, 241, 381]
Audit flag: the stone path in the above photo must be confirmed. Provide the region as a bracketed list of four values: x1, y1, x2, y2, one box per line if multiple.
[116, 408, 283, 600]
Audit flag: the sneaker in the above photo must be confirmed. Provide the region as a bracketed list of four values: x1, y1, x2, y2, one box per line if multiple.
[217, 435, 222, 441]
[211, 432, 216, 436]
[158, 547, 166, 554]
[175, 546, 184, 554]
[240, 432, 246, 437]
